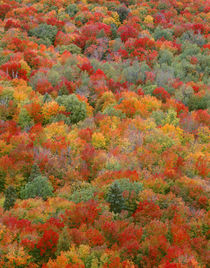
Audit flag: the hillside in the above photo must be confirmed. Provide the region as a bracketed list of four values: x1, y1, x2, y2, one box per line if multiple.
[0, 0, 209, 267]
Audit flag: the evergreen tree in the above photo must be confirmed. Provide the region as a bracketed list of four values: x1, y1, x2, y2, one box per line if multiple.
[29, 163, 41, 181]
[0, 170, 6, 193]
[106, 183, 125, 214]
[3, 186, 17, 211]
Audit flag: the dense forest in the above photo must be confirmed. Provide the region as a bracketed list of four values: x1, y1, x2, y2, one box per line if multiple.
[0, 0, 209, 267]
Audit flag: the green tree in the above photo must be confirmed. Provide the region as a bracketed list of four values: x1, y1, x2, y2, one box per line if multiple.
[18, 108, 33, 129]
[56, 94, 87, 124]
[0, 170, 6, 193]
[20, 176, 53, 201]
[106, 182, 125, 214]
[3, 186, 17, 211]
[29, 23, 58, 45]
[29, 163, 41, 181]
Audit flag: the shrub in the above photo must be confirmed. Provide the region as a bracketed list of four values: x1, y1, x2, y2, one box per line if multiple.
[56, 94, 86, 124]
[20, 176, 53, 200]
[3, 186, 17, 211]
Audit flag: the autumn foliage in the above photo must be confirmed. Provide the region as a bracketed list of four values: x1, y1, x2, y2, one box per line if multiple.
[0, 0, 209, 267]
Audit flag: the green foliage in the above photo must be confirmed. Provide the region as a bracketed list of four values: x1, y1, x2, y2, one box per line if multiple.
[49, 113, 72, 126]
[0, 170, 6, 193]
[106, 178, 143, 214]
[29, 23, 58, 45]
[144, 130, 175, 153]
[164, 109, 180, 126]
[47, 69, 61, 87]
[143, 84, 157, 95]
[122, 61, 141, 83]
[175, 85, 194, 105]
[154, 27, 173, 41]
[158, 50, 173, 65]
[106, 182, 125, 214]
[180, 42, 201, 59]
[114, 178, 143, 195]
[188, 94, 209, 111]
[69, 183, 97, 204]
[43, 93, 53, 103]
[56, 94, 87, 124]
[103, 104, 126, 118]
[116, 6, 129, 23]
[29, 163, 41, 182]
[178, 30, 207, 47]
[65, 4, 79, 17]
[20, 176, 53, 200]
[151, 110, 165, 126]
[18, 108, 33, 129]
[57, 44, 81, 55]
[56, 227, 71, 256]
[3, 186, 17, 211]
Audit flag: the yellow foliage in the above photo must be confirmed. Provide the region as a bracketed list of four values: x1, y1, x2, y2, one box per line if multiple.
[92, 132, 107, 149]
[64, 245, 85, 265]
[20, 59, 31, 77]
[140, 95, 162, 113]
[161, 124, 183, 143]
[5, 246, 31, 266]
[103, 17, 116, 25]
[42, 101, 64, 121]
[13, 85, 32, 104]
[78, 244, 91, 259]
[144, 15, 154, 24]
[46, 252, 69, 267]
[0, 140, 13, 156]
[44, 122, 68, 140]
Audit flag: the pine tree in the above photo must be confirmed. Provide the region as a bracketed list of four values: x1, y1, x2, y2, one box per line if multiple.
[29, 163, 41, 181]
[106, 182, 125, 214]
[3, 186, 17, 211]
[0, 170, 6, 193]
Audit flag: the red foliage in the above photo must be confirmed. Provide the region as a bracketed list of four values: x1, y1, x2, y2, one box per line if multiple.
[36, 229, 59, 257]
[0, 4, 11, 19]
[153, 87, 170, 102]
[4, 19, 21, 30]
[62, 200, 101, 228]
[79, 128, 93, 142]
[118, 25, 138, 42]
[133, 201, 162, 223]
[47, 17, 64, 30]
[0, 61, 27, 80]
[86, 228, 105, 246]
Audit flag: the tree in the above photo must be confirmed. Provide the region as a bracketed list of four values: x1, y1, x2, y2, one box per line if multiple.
[20, 176, 53, 200]
[106, 182, 125, 214]
[29, 23, 58, 45]
[29, 163, 41, 181]
[56, 94, 86, 124]
[3, 186, 17, 211]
